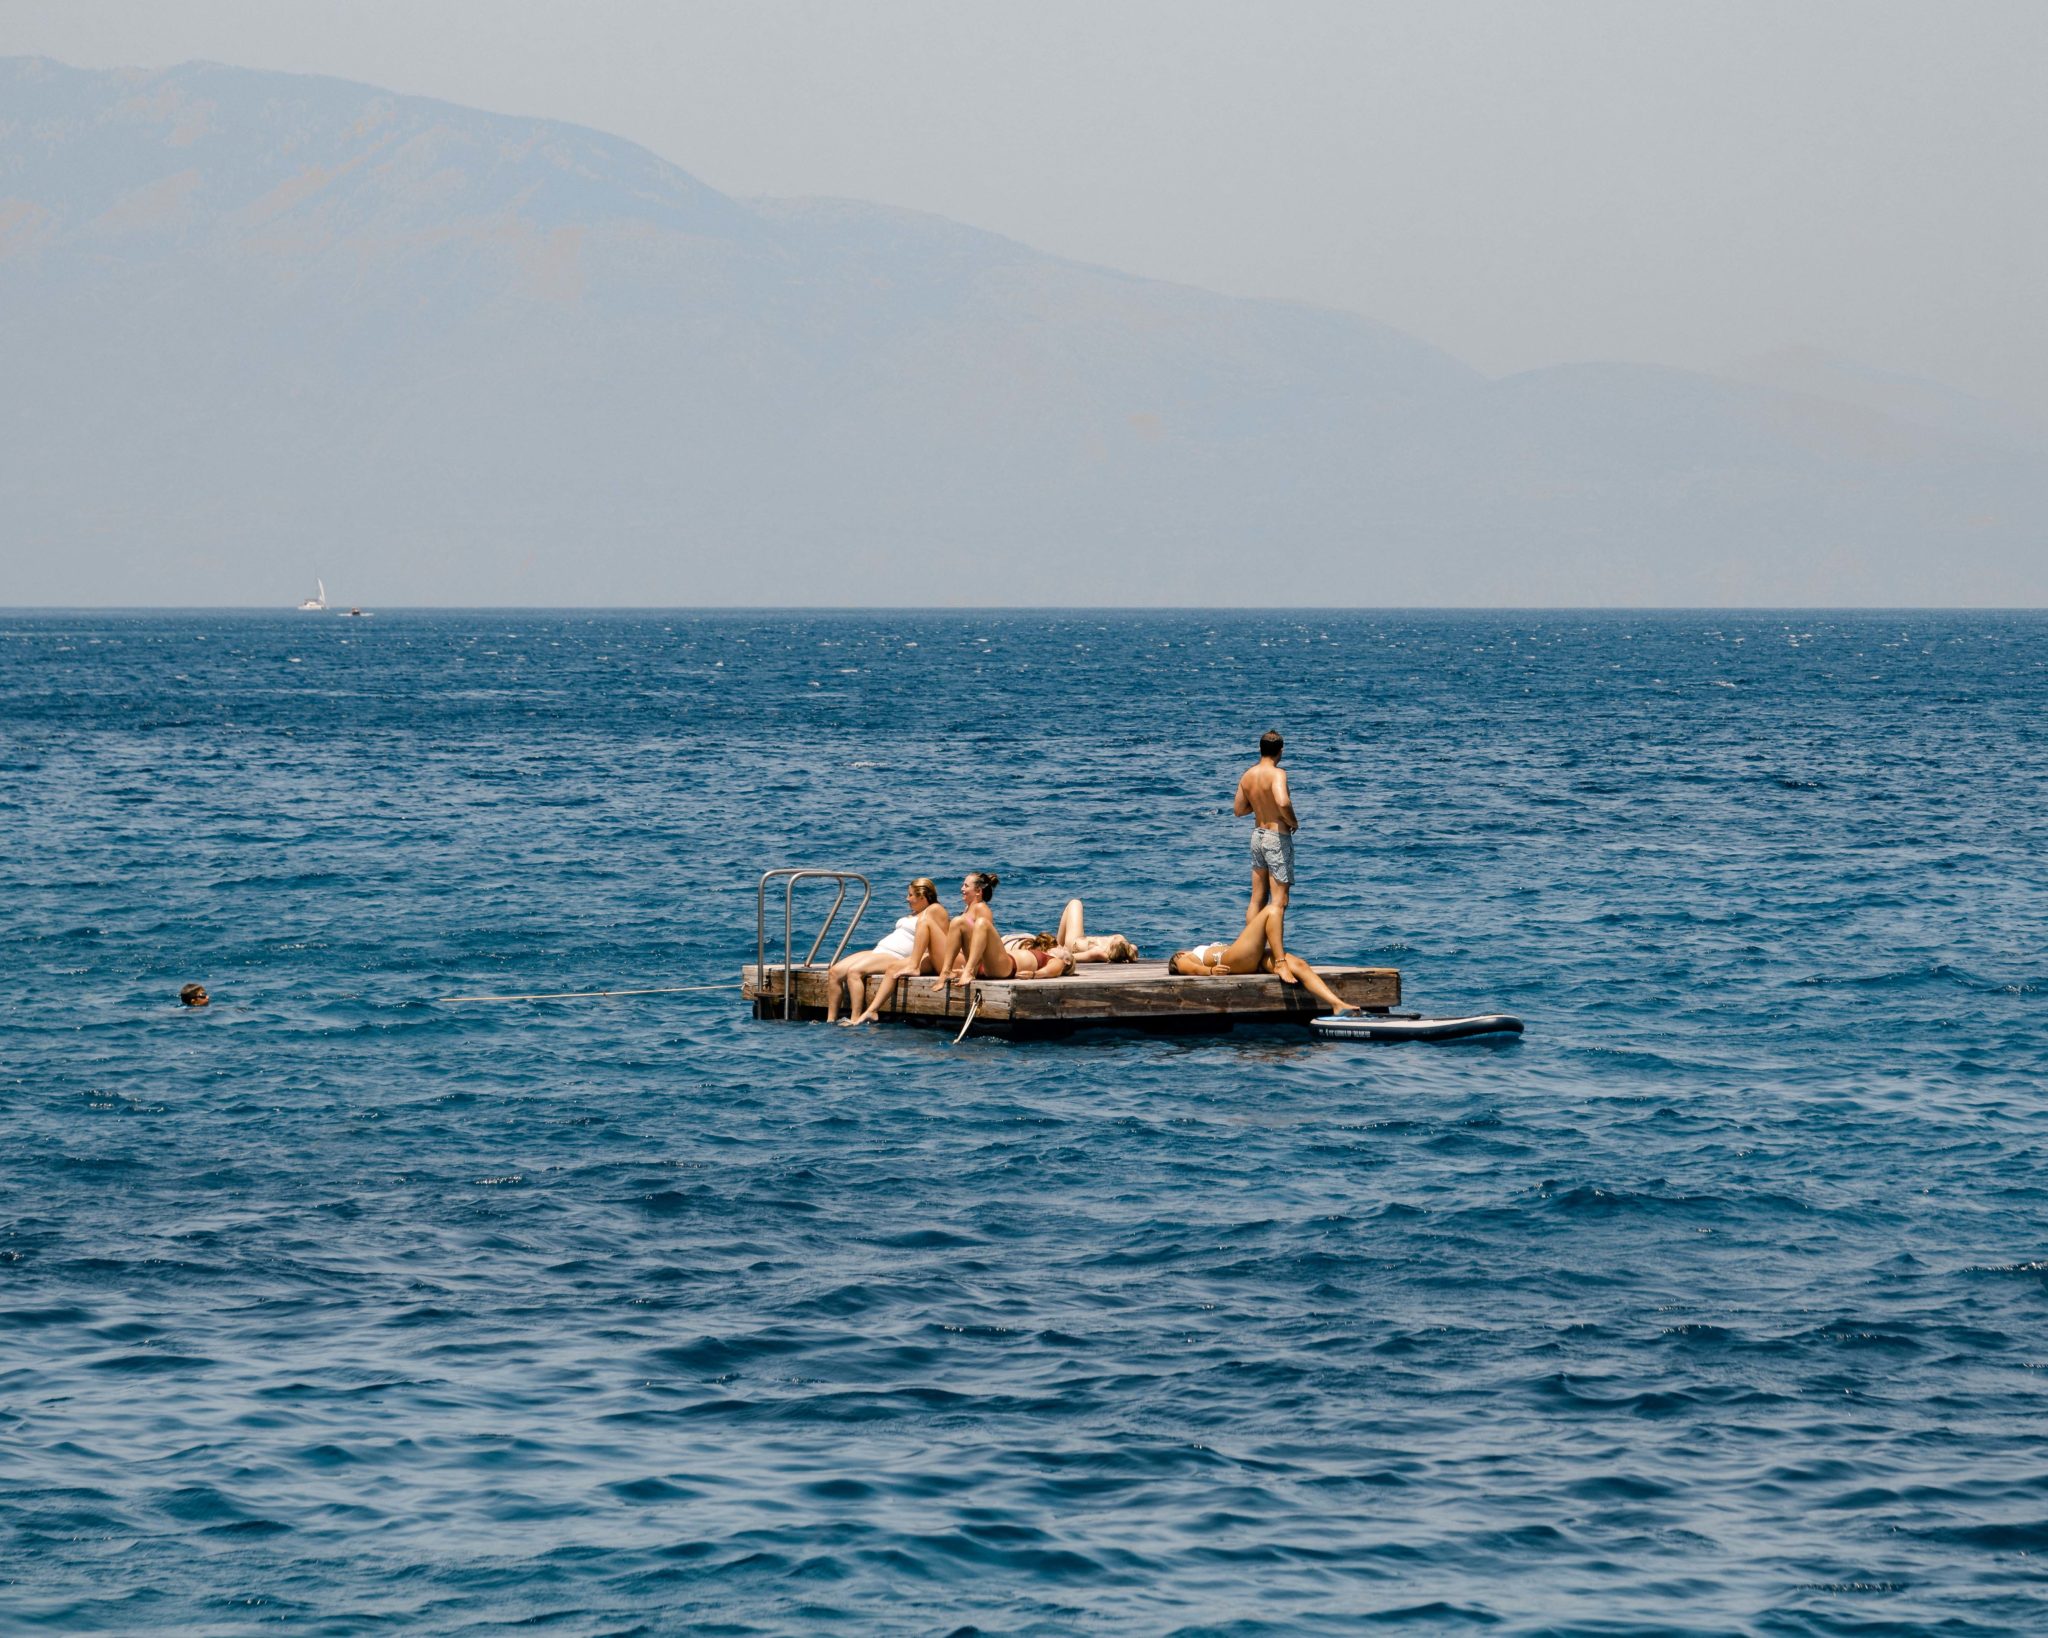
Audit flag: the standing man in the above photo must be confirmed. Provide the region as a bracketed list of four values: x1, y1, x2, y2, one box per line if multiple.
[1235, 729, 1298, 923]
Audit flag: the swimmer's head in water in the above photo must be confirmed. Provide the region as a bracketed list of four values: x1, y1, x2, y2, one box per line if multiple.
[179, 983, 210, 1007]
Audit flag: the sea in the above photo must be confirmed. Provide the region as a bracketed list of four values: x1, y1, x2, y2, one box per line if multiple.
[2, 609, 2045, 1634]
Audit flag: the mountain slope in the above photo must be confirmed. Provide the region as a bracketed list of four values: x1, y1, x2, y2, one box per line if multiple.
[2, 56, 2040, 605]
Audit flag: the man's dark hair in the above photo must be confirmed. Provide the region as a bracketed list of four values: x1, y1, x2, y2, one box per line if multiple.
[1260, 730, 1284, 758]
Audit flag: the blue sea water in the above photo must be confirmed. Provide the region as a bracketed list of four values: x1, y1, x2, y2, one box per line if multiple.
[2, 609, 2046, 1634]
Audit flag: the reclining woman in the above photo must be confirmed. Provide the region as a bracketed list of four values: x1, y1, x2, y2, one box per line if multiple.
[951, 876, 1076, 984]
[1023, 899, 1139, 965]
[845, 872, 1067, 1025]
[825, 877, 947, 1023]
[1167, 904, 1363, 1015]
[843, 871, 994, 1026]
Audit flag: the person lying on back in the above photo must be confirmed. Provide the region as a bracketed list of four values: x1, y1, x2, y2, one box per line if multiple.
[1007, 898, 1138, 965]
[1168, 904, 1360, 1015]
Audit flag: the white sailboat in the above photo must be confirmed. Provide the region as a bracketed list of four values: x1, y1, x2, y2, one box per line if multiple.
[297, 578, 327, 611]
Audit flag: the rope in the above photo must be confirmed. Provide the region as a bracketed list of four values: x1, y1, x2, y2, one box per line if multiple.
[438, 983, 740, 1004]
[954, 986, 980, 1043]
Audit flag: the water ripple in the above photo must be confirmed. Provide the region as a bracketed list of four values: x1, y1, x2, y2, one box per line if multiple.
[3, 610, 2046, 1631]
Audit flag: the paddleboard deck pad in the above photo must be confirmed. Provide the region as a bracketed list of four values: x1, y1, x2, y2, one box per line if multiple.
[1312, 1012, 1523, 1043]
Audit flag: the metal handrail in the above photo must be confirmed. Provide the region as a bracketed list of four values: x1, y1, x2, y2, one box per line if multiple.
[756, 869, 872, 1019]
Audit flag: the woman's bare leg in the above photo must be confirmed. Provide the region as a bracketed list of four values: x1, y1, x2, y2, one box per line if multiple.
[825, 950, 892, 1022]
[826, 959, 860, 1022]
[846, 909, 952, 1025]
[1261, 900, 1287, 960]
[845, 957, 909, 1025]
[1251, 906, 1355, 1012]
[1212, 908, 1276, 973]
[928, 914, 970, 982]
[1276, 952, 1359, 1013]
[959, 918, 1019, 980]
[1057, 899, 1085, 946]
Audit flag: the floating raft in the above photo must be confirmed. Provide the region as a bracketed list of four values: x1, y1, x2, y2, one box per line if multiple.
[743, 960, 1401, 1039]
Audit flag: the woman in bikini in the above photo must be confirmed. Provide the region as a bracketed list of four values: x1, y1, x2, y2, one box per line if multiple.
[1167, 904, 1362, 1015]
[824, 877, 947, 1022]
[929, 872, 1073, 982]
[1034, 898, 1138, 964]
[999, 900, 1134, 970]
[846, 872, 1068, 1024]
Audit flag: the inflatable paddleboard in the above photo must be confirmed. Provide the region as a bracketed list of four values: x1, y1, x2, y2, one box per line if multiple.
[1311, 1012, 1523, 1043]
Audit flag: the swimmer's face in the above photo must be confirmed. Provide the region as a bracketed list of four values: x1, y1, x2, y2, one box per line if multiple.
[181, 986, 209, 1007]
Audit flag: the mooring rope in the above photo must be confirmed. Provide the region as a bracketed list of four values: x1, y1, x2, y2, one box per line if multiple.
[438, 972, 983, 1040]
[437, 982, 741, 1004]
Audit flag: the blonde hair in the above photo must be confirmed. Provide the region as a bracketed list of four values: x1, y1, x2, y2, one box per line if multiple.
[908, 877, 939, 905]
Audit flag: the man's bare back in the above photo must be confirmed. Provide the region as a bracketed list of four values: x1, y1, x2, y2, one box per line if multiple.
[1235, 760, 1295, 832]
[1235, 730, 1298, 921]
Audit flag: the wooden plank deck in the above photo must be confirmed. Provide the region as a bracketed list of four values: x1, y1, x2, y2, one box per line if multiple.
[742, 961, 1401, 1038]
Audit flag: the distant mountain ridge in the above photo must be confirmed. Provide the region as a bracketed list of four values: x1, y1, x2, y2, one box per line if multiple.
[2, 55, 2042, 605]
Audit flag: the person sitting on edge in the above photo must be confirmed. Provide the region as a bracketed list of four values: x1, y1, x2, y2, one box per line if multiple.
[1008, 899, 1138, 964]
[844, 871, 1028, 1025]
[938, 872, 1074, 983]
[825, 877, 947, 1023]
[1167, 904, 1361, 1015]
[1235, 728, 1298, 924]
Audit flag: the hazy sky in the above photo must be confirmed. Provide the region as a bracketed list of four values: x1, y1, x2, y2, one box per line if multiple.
[7, 0, 2045, 420]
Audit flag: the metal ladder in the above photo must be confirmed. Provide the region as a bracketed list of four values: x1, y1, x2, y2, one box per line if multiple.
[756, 869, 873, 1019]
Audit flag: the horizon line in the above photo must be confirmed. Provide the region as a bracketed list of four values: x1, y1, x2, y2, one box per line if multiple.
[6, 605, 2046, 617]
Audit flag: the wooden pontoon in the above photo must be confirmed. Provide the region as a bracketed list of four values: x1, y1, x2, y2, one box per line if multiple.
[743, 960, 1401, 1039]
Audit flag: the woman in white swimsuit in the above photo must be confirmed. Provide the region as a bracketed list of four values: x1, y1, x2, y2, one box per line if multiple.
[1167, 904, 1361, 1015]
[846, 872, 1070, 1025]
[825, 878, 946, 1022]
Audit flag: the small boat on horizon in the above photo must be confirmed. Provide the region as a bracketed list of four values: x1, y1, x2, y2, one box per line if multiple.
[341, 606, 371, 617]
[297, 578, 327, 611]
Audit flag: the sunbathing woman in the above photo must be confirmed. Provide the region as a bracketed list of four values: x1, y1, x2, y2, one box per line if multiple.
[1027, 898, 1139, 964]
[938, 872, 1076, 982]
[1167, 904, 1362, 1014]
[845, 871, 1006, 1026]
[826, 877, 947, 1022]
